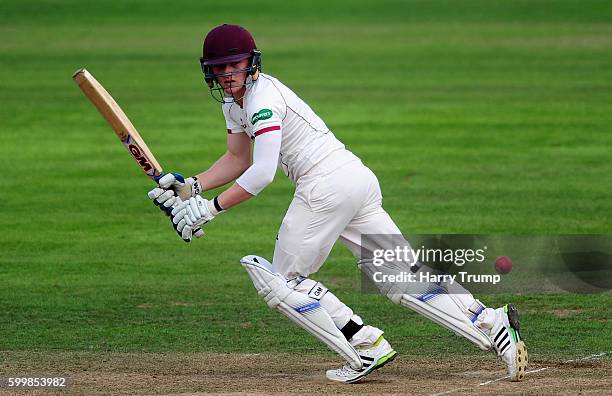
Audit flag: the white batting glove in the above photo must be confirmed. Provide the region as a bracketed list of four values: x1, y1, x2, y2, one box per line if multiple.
[147, 186, 205, 242]
[148, 187, 177, 215]
[147, 172, 202, 209]
[148, 172, 202, 215]
[171, 196, 222, 242]
[157, 172, 202, 200]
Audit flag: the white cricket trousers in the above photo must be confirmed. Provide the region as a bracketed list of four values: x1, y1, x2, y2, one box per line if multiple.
[271, 155, 494, 348]
[273, 154, 401, 279]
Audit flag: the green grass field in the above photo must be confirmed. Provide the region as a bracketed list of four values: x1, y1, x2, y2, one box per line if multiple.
[1, 0, 610, 381]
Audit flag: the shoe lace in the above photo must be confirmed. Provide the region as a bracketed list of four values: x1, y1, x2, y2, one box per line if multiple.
[339, 363, 358, 376]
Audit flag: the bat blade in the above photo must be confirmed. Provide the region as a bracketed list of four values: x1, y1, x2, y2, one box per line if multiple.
[72, 68, 163, 180]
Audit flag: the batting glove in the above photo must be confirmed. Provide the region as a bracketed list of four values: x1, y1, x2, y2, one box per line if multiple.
[148, 187, 177, 216]
[171, 196, 222, 242]
[147, 172, 202, 208]
[156, 172, 202, 200]
[147, 173, 205, 241]
[148, 172, 202, 214]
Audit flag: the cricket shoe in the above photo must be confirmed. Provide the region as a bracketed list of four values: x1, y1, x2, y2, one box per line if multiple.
[489, 304, 528, 381]
[326, 336, 397, 384]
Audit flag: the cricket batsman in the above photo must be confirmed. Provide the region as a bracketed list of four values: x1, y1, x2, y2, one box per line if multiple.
[148, 24, 528, 383]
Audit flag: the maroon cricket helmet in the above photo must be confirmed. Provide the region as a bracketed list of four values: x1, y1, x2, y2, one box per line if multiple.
[199, 24, 262, 101]
[201, 24, 257, 66]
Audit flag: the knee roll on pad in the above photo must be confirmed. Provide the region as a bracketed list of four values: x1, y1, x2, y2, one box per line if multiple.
[240, 255, 363, 369]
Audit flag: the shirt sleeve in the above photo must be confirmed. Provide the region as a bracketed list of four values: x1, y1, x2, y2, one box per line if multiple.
[247, 87, 286, 137]
[235, 129, 281, 195]
[222, 102, 245, 134]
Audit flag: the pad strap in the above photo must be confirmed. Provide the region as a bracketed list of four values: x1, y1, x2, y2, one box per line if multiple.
[340, 319, 364, 341]
[468, 300, 486, 323]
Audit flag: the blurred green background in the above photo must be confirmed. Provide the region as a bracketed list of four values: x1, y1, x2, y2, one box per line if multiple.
[1, 0, 610, 359]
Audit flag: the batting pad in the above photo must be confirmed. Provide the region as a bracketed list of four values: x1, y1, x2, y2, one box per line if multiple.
[399, 293, 492, 351]
[240, 255, 362, 369]
[360, 260, 492, 351]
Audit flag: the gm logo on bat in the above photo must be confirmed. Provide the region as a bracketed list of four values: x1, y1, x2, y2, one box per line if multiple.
[128, 143, 153, 172]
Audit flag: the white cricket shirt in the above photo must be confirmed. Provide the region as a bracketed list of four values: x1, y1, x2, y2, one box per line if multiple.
[222, 73, 357, 194]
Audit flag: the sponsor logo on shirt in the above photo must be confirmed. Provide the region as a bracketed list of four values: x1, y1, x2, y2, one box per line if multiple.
[251, 109, 273, 125]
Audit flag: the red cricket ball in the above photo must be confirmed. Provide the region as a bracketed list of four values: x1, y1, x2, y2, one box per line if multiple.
[495, 256, 513, 274]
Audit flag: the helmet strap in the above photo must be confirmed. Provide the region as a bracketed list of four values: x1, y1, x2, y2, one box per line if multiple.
[248, 49, 262, 81]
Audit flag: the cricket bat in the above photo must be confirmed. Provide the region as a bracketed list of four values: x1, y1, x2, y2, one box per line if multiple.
[73, 68, 203, 238]
[72, 68, 163, 180]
